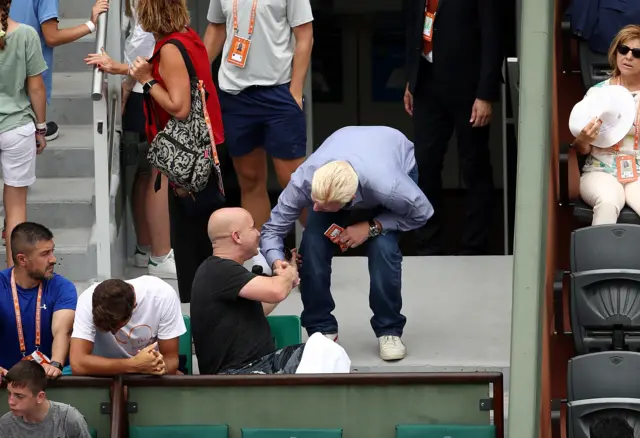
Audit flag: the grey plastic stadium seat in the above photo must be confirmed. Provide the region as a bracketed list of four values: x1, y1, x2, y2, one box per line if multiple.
[566, 352, 640, 438]
[570, 269, 640, 354]
[571, 225, 640, 272]
[570, 225, 640, 354]
[578, 42, 611, 90]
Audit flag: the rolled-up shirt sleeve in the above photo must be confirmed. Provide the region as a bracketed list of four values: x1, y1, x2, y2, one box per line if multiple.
[375, 175, 434, 232]
[260, 173, 311, 268]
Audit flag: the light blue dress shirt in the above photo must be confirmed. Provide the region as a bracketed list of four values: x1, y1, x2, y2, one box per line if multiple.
[260, 126, 434, 268]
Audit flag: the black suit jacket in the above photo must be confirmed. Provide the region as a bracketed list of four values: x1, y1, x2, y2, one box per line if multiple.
[405, 0, 505, 102]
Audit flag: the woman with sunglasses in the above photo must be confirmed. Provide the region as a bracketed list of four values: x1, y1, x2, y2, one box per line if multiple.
[573, 25, 640, 225]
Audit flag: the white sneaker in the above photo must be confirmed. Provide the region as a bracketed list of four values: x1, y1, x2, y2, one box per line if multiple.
[378, 335, 406, 361]
[148, 249, 177, 279]
[133, 247, 149, 268]
[324, 333, 339, 342]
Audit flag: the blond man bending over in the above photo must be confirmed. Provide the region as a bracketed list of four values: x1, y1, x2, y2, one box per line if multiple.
[260, 126, 434, 361]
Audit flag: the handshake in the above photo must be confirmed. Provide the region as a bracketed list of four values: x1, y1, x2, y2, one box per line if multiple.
[273, 248, 300, 288]
[130, 342, 167, 376]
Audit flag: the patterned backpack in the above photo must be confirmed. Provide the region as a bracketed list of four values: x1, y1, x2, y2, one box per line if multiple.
[145, 39, 224, 195]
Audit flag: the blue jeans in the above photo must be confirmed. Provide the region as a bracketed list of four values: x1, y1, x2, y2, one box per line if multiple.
[298, 166, 418, 338]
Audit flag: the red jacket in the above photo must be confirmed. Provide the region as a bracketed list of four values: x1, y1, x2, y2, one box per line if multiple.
[144, 27, 224, 146]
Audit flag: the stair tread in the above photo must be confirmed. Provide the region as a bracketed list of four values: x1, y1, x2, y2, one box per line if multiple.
[46, 125, 95, 150]
[52, 72, 93, 98]
[0, 227, 91, 254]
[0, 178, 94, 204]
[58, 19, 96, 43]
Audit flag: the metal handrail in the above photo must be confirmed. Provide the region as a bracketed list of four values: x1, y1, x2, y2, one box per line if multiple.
[90, 1, 123, 281]
[91, 12, 108, 101]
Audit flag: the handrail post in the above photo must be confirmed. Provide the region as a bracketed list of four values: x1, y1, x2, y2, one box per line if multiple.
[91, 9, 112, 280]
[507, 0, 553, 436]
[91, 12, 108, 102]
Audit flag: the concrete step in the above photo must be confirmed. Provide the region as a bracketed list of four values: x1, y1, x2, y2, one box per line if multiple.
[50, 72, 94, 125]
[0, 228, 96, 282]
[55, 20, 96, 73]
[0, 178, 94, 229]
[59, 0, 93, 19]
[37, 126, 95, 178]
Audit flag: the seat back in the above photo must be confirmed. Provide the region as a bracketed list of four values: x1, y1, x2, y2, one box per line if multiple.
[242, 429, 342, 437]
[395, 424, 496, 437]
[571, 225, 640, 272]
[570, 270, 640, 353]
[130, 424, 229, 437]
[267, 315, 302, 348]
[567, 352, 640, 438]
[578, 41, 611, 90]
[568, 352, 640, 401]
[179, 315, 192, 374]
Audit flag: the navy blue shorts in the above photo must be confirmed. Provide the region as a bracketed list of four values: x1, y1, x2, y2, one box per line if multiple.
[219, 83, 307, 159]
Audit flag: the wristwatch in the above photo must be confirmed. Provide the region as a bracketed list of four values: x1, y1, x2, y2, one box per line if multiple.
[50, 361, 63, 371]
[368, 220, 381, 238]
[143, 79, 158, 94]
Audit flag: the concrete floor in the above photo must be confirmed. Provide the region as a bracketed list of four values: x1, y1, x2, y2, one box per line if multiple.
[126, 255, 513, 376]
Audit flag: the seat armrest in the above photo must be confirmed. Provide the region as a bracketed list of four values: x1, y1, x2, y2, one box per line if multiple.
[559, 143, 580, 204]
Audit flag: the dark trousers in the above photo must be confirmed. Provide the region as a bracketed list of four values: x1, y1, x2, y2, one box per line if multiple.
[412, 59, 494, 255]
[297, 168, 417, 338]
[168, 177, 223, 303]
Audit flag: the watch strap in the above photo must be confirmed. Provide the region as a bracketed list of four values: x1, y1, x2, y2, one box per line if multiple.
[143, 80, 158, 93]
[50, 361, 63, 371]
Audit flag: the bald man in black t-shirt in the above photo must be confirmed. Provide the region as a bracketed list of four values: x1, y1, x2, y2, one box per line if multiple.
[190, 208, 299, 374]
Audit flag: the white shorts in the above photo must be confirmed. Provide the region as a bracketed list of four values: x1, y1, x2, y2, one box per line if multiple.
[0, 122, 37, 187]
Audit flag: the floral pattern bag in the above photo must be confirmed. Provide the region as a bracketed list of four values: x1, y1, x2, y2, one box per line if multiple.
[145, 39, 224, 195]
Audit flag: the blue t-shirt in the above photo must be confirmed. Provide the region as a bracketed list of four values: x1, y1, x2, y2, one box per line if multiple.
[0, 268, 77, 370]
[9, 0, 59, 103]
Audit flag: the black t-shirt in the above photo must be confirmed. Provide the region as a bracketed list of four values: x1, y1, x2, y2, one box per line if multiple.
[191, 256, 275, 374]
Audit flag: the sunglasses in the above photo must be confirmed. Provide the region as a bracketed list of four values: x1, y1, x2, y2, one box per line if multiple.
[617, 44, 640, 59]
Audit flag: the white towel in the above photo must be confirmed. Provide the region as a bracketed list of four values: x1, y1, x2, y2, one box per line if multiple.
[295, 333, 351, 374]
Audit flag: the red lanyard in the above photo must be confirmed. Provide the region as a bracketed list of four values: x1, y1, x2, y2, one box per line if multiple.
[615, 77, 640, 152]
[11, 269, 43, 355]
[233, 0, 259, 39]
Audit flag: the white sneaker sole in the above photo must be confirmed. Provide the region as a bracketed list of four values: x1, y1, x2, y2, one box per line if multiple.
[380, 350, 406, 361]
[45, 131, 59, 142]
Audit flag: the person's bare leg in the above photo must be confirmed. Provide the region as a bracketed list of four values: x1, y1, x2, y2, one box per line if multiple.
[131, 171, 152, 267]
[4, 185, 28, 267]
[232, 148, 271, 229]
[144, 168, 171, 257]
[143, 168, 176, 279]
[273, 156, 308, 226]
[132, 172, 152, 247]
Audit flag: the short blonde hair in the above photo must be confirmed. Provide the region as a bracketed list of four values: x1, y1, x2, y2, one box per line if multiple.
[136, 0, 190, 36]
[608, 25, 640, 77]
[311, 161, 359, 204]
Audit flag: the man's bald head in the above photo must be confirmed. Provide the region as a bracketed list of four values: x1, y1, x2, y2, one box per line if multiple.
[207, 208, 253, 243]
[208, 208, 260, 261]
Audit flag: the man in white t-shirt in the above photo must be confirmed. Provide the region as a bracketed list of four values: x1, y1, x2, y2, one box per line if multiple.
[68, 276, 186, 376]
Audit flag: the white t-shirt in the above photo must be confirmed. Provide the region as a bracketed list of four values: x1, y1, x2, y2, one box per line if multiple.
[71, 276, 186, 358]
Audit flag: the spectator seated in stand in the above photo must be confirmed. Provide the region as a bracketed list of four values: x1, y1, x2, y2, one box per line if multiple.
[0, 223, 76, 379]
[69, 276, 185, 376]
[569, 26, 640, 225]
[191, 207, 350, 375]
[191, 207, 300, 374]
[0, 361, 92, 438]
